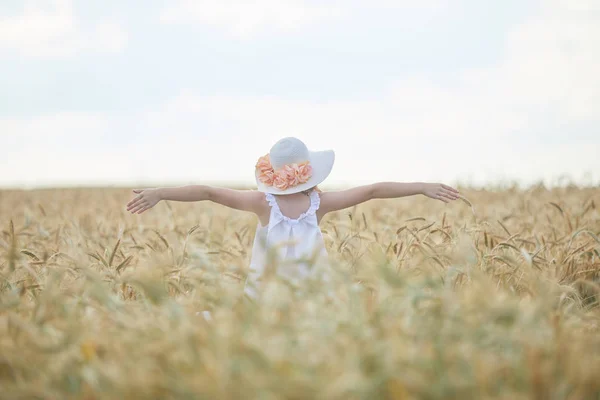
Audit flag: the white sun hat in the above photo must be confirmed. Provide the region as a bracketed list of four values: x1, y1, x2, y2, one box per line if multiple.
[255, 137, 335, 195]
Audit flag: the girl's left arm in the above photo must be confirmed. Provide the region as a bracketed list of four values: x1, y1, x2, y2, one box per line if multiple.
[318, 182, 459, 216]
[126, 185, 265, 215]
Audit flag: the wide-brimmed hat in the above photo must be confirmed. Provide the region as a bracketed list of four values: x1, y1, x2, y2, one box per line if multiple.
[255, 137, 335, 195]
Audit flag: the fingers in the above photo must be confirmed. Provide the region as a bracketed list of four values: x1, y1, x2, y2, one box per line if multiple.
[129, 203, 146, 214]
[434, 186, 460, 203]
[136, 205, 150, 214]
[133, 205, 148, 214]
[127, 196, 144, 210]
[127, 194, 142, 206]
[441, 184, 459, 193]
[127, 189, 157, 214]
[441, 189, 459, 200]
[438, 191, 456, 201]
[128, 199, 149, 214]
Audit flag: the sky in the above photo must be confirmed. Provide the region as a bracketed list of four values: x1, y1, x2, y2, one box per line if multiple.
[1, 0, 599, 189]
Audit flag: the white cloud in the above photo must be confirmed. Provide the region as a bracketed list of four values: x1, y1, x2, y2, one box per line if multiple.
[0, 111, 247, 187]
[3, 73, 597, 189]
[0, 112, 118, 186]
[464, 0, 600, 121]
[0, 0, 127, 58]
[132, 86, 598, 187]
[133, 0, 600, 186]
[159, 0, 343, 38]
[158, 0, 448, 38]
[1, 0, 599, 188]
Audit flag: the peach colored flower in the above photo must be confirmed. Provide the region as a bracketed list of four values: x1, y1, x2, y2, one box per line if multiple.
[255, 154, 272, 174]
[281, 164, 300, 187]
[258, 170, 275, 185]
[296, 163, 312, 184]
[256, 154, 313, 190]
[273, 173, 290, 190]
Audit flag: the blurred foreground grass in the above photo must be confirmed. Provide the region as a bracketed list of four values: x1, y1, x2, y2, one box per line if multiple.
[1, 185, 600, 399]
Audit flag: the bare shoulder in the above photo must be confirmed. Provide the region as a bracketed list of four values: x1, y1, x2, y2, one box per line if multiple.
[248, 190, 270, 219]
[250, 189, 270, 208]
[242, 189, 270, 212]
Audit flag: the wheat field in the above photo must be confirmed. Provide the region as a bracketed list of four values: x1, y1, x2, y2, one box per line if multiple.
[0, 185, 599, 399]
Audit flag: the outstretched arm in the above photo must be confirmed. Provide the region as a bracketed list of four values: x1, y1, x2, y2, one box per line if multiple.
[126, 185, 266, 215]
[319, 182, 459, 216]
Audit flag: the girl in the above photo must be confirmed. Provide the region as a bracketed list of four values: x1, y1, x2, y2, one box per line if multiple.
[126, 137, 460, 299]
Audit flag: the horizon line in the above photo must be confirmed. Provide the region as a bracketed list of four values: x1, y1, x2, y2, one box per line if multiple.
[0, 177, 598, 191]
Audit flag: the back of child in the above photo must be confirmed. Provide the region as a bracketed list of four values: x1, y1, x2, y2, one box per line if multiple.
[126, 136, 460, 311]
[246, 137, 333, 297]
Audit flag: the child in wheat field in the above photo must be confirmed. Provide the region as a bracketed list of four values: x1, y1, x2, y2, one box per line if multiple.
[126, 137, 460, 304]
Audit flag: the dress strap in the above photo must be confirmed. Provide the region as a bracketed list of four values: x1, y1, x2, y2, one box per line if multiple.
[308, 190, 321, 213]
[265, 192, 279, 209]
[264, 191, 320, 224]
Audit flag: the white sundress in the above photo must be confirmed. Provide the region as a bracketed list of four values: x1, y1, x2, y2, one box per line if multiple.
[243, 190, 328, 299]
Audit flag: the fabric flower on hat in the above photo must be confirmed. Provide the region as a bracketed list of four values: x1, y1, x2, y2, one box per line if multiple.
[255, 154, 313, 190]
[258, 170, 275, 186]
[273, 173, 290, 190]
[296, 163, 312, 184]
[256, 154, 272, 174]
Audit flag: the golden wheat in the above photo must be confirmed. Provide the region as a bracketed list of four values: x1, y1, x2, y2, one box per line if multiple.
[0, 185, 599, 399]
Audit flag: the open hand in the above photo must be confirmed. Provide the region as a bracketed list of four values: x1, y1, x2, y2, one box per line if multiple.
[127, 189, 162, 214]
[422, 183, 460, 203]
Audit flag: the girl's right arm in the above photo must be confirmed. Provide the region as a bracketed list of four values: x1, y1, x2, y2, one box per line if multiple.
[318, 182, 459, 217]
[126, 185, 266, 215]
